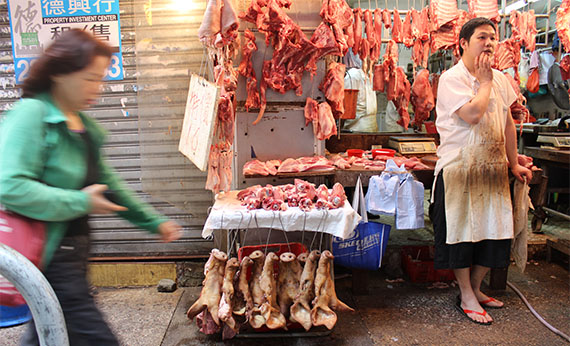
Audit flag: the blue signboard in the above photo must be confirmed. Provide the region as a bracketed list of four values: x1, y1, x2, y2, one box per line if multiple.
[7, 0, 124, 82]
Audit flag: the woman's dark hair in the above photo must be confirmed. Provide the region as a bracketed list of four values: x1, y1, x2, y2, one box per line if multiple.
[21, 29, 113, 98]
[458, 17, 497, 56]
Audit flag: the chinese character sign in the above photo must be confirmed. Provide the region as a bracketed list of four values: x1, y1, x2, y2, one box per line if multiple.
[7, 0, 123, 82]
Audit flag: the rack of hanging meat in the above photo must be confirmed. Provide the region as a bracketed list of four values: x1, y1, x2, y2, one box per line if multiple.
[188, 179, 360, 339]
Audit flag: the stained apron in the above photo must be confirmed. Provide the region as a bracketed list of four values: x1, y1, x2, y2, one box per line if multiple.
[442, 89, 514, 244]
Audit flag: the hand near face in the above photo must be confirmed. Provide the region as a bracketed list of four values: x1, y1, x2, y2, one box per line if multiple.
[474, 53, 493, 85]
[158, 221, 182, 243]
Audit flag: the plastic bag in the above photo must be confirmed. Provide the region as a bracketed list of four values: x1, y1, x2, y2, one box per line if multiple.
[527, 68, 539, 93]
[333, 176, 391, 270]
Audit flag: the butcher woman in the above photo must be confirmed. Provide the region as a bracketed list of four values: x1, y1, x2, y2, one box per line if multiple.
[430, 18, 532, 325]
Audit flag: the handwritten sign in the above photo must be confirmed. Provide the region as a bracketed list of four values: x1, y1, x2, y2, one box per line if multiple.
[179, 74, 220, 171]
[7, 0, 124, 82]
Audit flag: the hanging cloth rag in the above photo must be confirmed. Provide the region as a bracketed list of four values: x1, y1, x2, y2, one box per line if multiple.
[512, 178, 532, 272]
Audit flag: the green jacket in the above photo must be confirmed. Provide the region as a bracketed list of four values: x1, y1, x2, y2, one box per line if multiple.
[0, 93, 165, 265]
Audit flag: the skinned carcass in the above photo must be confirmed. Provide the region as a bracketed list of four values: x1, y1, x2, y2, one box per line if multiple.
[277, 252, 302, 318]
[260, 252, 288, 329]
[311, 251, 354, 329]
[249, 250, 267, 328]
[218, 257, 240, 330]
[187, 249, 228, 325]
[290, 250, 321, 331]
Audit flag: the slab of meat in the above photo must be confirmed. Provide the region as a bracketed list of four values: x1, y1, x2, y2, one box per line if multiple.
[373, 63, 385, 92]
[388, 67, 411, 130]
[374, 9, 383, 43]
[187, 249, 228, 325]
[493, 38, 521, 72]
[430, 24, 456, 52]
[354, 8, 363, 54]
[392, 9, 403, 43]
[467, 0, 500, 22]
[249, 250, 266, 328]
[320, 0, 354, 56]
[520, 10, 537, 52]
[218, 257, 240, 332]
[308, 23, 342, 76]
[260, 252, 287, 329]
[243, 159, 274, 176]
[509, 10, 521, 40]
[412, 39, 431, 68]
[402, 9, 413, 48]
[364, 9, 375, 46]
[277, 252, 302, 318]
[411, 69, 435, 128]
[278, 158, 304, 173]
[319, 61, 346, 118]
[557, 0, 570, 52]
[382, 8, 391, 29]
[196, 310, 220, 335]
[232, 256, 254, 320]
[221, 0, 239, 41]
[304, 97, 319, 127]
[311, 251, 353, 329]
[290, 250, 320, 331]
[315, 102, 337, 141]
[238, 29, 260, 111]
[504, 72, 530, 125]
[430, 0, 459, 30]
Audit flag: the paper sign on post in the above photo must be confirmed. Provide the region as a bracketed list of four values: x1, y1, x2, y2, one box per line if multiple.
[179, 74, 220, 171]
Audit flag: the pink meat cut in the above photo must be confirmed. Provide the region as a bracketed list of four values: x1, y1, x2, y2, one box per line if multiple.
[319, 62, 346, 118]
[402, 9, 413, 47]
[557, 0, 570, 52]
[353, 8, 363, 55]
[410, 69, 435, 128]
[237, 29, 260, 111]
[392, 9, 403, 43]
[467, 0, 500, 23]
[315, 102, 337, 141]
[430, 0, 458, 30]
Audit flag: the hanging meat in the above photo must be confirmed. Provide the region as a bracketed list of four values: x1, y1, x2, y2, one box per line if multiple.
[373, 63, 385, 92]
[311, 251, 354, 329]
[557, 0, 570, 52]
[187, 249, 228, 325]
[520, 10, 537, 52]
[232, 256, 254, 321]
[382, 8, 392, 29]
[467, 0, 500, 23]
[411, 69, 435, 129]
[238, 29, 261, 111]
[260, 252, 287, 329]
[374, 9, 383, 43]
[320, 0, 355, 55]
[316, 102, 338, 141]
[290, 250, 320, 331]
[319, 61, 346, 118]
[392, 9, 403, 43]
[402, 9, 414, 48]
[277, 252, 302, 318]
[219, 257, 240, 339]
[429, 0, 459, 30]
[248, 250, 266, 328]
[364, 9, 375, 47]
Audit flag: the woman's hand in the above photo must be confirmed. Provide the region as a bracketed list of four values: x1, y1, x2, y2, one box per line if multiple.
[511, 164, 533, 183]
[158, 221, 182, 243]
[82, 184, 128, 214]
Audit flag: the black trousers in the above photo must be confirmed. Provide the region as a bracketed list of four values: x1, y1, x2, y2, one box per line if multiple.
[20, 236, 119, 346]
[430, 172, 511, 270]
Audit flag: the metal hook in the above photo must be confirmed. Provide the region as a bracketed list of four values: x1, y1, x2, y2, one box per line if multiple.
[264, 212, 276, 255]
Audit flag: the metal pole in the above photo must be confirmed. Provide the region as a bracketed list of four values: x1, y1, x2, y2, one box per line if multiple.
[0, 244, 69, 346]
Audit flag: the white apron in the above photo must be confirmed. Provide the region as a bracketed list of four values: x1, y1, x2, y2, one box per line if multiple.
[442, 89, 514, 244]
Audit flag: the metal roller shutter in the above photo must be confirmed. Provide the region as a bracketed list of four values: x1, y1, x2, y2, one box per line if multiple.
[0, 0, 214, 258]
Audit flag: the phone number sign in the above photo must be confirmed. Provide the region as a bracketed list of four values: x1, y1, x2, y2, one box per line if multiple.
[7, 0, 124, 83]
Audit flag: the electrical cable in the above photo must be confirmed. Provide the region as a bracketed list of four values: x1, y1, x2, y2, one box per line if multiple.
[507, 280, 570, 343]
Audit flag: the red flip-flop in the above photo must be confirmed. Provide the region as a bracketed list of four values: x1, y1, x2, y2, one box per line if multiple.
[479, 297, 504, 309]
[455, 300, 492, 325]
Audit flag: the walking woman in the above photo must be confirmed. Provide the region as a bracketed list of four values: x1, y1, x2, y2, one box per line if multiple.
[0, 29, 181, 345]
